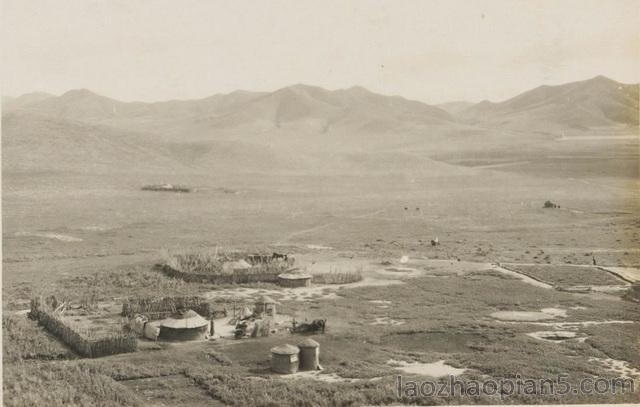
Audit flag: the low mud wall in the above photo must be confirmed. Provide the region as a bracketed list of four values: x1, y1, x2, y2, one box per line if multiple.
[159, 264, 283, 285]
[29, 302, 137, 358]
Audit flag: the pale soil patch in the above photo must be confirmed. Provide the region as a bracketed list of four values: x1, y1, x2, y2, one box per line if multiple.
[387, 359, 466, 377]
[283, 371, 355, 383]
[369, 317, 405, 326]
[204, 274, 402, 303]
[77, 225, 112, 231]
[491, 307, 566, 322]
[211, 314, 293, 339]
[305, 244, 332, 250]
[369, 300, 392, 304]
[588, 357, 640, 379]
[15, 231, 82, 242]
[500, 320, 635, 329]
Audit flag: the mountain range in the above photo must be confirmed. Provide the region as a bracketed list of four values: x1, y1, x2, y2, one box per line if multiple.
[2, 75, 638, 177]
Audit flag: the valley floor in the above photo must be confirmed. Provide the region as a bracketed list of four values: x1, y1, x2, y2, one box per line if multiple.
[3, 164, 639, 406]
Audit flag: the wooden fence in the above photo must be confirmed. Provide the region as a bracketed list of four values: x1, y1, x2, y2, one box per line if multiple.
[29, 299, 137, 358]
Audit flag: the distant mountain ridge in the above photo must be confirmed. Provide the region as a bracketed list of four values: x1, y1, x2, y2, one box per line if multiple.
[459, 75, 639, 129]
[5, 84, 452, 126]
[3, 76, 638, 177]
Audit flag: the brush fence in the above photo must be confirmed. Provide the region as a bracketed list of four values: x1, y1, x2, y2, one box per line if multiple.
[160, 264, 285, 284]
[29, 299, 137, 358]
[121, 296, 211, 319]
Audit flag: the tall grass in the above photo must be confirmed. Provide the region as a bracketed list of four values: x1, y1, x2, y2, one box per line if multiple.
[312, 266, 363, 284]
[3, 315, 76, 362]
[3, 362, 141, 407]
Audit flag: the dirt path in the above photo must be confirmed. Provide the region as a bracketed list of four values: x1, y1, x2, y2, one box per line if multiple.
[491, 264, 554, 289]
[596, 266, 640, 283]
[276, 222, 335, 245]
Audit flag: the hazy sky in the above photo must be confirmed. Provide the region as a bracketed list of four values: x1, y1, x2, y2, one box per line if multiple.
[2, 0, 639, 104]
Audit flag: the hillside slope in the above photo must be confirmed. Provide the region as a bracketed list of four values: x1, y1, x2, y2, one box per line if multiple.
[459, 76, 639, 131]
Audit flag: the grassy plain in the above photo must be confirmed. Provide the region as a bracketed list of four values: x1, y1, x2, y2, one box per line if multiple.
[3, 136, 640, 406]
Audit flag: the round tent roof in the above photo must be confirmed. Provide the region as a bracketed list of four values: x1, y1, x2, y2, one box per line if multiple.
[161, 309, 208, 329]
[271, 344, 299, 355]
[298, 338, 320, 348]
[278, 273, 312, 280]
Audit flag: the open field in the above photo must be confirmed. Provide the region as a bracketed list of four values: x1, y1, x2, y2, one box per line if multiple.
[3, 152, 640, 405]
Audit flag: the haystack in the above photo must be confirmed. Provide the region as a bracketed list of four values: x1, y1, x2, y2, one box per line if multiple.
[159, 309, 209, 341]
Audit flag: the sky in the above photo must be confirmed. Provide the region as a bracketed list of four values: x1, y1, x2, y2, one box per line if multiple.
[2, 0, 639, 104]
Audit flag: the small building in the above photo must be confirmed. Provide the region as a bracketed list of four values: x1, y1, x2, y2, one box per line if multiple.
[297, 338, 320, 371]
[271, 344, 299, 374]
[278, 273, 312, 288]
[254, 295, 278, 316]
[159, 309, 209, 341]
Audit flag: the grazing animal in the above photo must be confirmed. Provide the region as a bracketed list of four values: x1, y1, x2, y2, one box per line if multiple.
[272, 252, 288, 261]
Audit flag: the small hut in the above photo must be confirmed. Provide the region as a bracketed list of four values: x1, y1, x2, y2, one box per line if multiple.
[297, 338, 320, 371]
[271, 344, 299, 374]
[159, 309, 209, 341]
[254, 295, 278, 316]
[278, 273, 312, 288]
